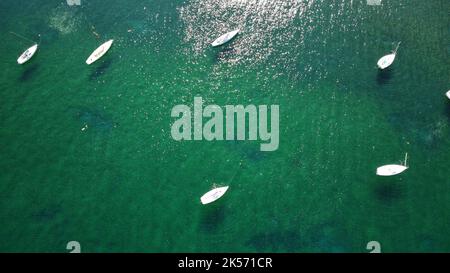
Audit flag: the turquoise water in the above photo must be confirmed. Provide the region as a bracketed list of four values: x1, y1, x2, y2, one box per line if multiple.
[0, 0, 449, 253]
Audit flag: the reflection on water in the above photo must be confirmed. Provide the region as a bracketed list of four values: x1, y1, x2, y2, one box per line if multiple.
[179, 0, 315, 65]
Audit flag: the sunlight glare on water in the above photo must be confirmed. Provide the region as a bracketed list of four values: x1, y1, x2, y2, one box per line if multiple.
[179, 0, 315, 65]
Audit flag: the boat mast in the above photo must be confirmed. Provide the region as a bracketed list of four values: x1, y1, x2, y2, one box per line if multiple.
[9, 31, 37, 44]
[228, 161, 243, 182]
[394, 42, 401, 54]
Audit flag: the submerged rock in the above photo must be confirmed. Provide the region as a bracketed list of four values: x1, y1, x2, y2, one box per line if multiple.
[49, 5, 82, 35]
[70, 107, 118, 134]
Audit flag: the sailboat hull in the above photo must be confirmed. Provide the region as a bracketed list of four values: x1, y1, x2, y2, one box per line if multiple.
[200, 186, 229, 205]
[446, 90, 450, 100]
[86, 39, 114, 65]
[211, 30, 240, 47]
[377, 53, 396, 69]
[376, 165, 408, 176]
[17, 44, 38, 64]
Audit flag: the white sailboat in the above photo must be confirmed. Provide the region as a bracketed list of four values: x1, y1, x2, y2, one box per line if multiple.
[17, 44, 38, 64]
[367, 0, 382, 5]
[446, 90, 450, 100]
[86, 39, 114, 65]
[376, 153, 409, 176]
[66, 0, 81, 6]
[200, 186, 229, 205]
[211, 29, 240, 47]
[377, 42, 401, 69]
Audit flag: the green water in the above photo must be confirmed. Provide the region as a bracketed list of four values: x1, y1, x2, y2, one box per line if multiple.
[0, 0, 449, 253]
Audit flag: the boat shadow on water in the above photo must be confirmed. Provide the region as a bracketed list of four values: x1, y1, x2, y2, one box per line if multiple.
[376, 68, 394, 85]
[89, 58, 113, 81]
[18, 63, 40, 82]
[199, 203, 227, 233]
[445, 103, 450, 121]
[373, 181, 405, 204]
[213, 47, 239, 63]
